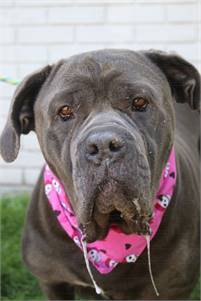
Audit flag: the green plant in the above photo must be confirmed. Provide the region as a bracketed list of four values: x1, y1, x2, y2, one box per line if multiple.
[1, 194, 44, 300]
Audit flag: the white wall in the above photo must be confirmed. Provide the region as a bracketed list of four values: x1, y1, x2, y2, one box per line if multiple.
[0, 0, 200, 193]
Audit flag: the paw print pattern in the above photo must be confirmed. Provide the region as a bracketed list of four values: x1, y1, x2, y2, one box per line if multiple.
[125, 254, 137, 263]
[88, 249, 101, 263]
[52, 179, 61, 193]
[45, 184, 52, 195]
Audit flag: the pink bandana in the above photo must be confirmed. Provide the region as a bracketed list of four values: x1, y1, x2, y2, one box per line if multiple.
[44, 148, 176, 275]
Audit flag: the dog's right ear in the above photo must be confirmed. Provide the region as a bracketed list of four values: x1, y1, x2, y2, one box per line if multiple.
[0, 65, 53, 162]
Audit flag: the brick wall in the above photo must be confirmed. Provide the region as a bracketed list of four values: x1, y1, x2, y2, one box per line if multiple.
[0, 0, 200, 193]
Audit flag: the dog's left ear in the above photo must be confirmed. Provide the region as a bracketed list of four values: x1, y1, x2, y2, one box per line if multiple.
[143, 50, 200, 111]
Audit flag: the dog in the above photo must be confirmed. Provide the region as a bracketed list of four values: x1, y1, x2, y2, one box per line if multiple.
[0, 49, 200, 300]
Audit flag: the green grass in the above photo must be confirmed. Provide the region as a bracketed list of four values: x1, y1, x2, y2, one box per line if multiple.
[0, 194, 200, 300]
[1, 194, 44, 300]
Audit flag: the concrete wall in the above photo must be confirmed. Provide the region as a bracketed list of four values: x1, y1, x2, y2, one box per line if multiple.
[0, 0, 200, 193]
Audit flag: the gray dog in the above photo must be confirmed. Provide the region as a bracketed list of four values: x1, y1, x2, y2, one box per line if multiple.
[0, 49, 200, 300]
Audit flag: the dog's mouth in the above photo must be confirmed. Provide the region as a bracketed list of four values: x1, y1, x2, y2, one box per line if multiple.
[109, 209, 122, 224]
[81, 208, 152, 243]
[80, 179, 153, 243]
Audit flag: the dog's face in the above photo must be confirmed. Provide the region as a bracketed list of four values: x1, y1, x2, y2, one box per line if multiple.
[35, 51, 175, 241]
[0, 49, 200, 242]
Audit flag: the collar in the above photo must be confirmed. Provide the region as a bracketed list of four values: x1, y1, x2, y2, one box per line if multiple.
[44, 147, 176, 275]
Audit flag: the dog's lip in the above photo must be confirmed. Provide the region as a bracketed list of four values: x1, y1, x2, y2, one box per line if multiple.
[82, 209, 153, 243]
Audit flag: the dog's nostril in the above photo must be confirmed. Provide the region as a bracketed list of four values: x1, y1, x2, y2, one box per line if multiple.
[88, 144, 99, 156]
[109, 140, 123, 152]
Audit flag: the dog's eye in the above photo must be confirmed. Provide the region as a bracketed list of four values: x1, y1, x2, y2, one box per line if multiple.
[58, 105, 74, 121]
[132, 97, 149, 112]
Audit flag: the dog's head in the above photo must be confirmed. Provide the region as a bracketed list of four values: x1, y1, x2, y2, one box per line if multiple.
[0, 49, 200, 242]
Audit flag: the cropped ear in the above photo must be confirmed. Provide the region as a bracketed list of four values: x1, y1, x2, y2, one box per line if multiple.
[0, 65, 53, 162]
[143, 50, 201, 111]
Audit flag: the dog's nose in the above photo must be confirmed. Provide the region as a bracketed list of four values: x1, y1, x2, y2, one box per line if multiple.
[85, 131, 125, 164]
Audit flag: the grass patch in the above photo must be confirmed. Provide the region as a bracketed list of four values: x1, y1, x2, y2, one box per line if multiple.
[1, 194, 44, 300]
[0, 193, 200, 300]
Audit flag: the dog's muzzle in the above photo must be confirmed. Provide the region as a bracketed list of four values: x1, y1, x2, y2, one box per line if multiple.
[71, 116, 152, 242]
